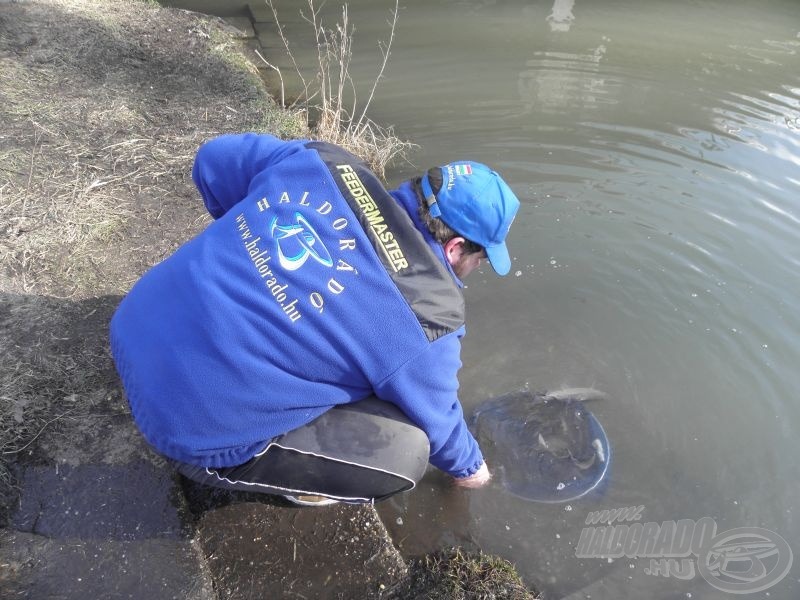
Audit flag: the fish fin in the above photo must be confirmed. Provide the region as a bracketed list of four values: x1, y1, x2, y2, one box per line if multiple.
[569, 448, 597, 470]
[544, 388, 610, 403]
[593, 438, 606, 463]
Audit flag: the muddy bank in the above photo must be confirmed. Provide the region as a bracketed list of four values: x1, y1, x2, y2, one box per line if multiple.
[0, 1, 538, 597]
[0, 0, 309, 515]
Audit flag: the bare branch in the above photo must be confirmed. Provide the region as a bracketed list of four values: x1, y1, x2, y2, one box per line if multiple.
[266, 0, 311, 114]
[265, 0, 414, 178]
[254, 49, 286, 108]
[353, 0, 399, 132]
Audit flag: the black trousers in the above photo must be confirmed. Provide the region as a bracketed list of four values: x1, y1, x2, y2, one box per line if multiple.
[173, 397, 430, 503]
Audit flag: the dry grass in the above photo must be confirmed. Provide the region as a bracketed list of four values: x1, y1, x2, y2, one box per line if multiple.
[1, 118, 144, 296]
[262, 0, 414, 179]
[0, 295, 118, 515]
[0, 0, 307, 299]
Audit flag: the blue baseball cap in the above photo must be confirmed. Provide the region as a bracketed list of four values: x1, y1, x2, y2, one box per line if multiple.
[421, 161, 520, 276]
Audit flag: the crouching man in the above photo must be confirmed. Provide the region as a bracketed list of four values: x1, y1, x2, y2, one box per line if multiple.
[111, 133, 520, 506]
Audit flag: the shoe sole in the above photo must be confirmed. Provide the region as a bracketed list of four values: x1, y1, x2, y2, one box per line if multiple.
[283, 495, 340, 507]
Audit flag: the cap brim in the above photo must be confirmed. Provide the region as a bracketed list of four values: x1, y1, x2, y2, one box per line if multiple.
[485, 242, 512, 276]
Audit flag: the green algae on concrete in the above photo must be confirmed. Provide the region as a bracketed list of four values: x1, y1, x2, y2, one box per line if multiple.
[388, 547, 541, 600]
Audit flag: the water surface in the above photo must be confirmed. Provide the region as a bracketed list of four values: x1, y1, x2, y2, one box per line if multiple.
[166, 1, 800, 597]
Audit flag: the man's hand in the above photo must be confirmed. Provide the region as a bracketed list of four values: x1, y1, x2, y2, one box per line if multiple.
[452, 462, 491, 488]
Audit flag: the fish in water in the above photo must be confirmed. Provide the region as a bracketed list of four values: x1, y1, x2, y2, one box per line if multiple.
[471, 388, 610, 503]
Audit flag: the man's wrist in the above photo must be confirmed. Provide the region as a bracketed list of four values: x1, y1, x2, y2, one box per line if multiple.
[452, 462, 491, 488]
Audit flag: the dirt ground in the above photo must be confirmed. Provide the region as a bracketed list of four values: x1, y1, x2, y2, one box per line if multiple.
[0, 1, 538, 597]
[0, 0, 306, 500]
[0, 0, 305, 300]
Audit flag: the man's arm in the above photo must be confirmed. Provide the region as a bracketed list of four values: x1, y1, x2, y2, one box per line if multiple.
[374, 328, 491, 485]
[191, 133, 300, 219]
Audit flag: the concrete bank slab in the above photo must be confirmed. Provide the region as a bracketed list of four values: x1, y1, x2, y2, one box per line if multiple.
[197, 502, 407, 599]
[0, 397, 215, 598]
[220, 16, 255, 39]
[4, 394, 411, 599]
[11, 461, 186, 540]
[0, 530, 215, 600]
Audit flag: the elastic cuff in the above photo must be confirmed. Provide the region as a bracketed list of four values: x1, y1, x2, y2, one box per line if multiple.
[451, 458, 484, 479]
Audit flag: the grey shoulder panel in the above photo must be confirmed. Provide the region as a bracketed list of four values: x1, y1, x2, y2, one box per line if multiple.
[306, 141, 464, 342]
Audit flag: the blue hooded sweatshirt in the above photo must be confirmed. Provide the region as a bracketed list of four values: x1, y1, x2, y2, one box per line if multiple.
[110, 133, 484, 478]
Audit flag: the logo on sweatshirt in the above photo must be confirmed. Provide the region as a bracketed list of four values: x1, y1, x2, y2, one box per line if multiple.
[240, 189, 359, 321]
[270, 213, 334, 271]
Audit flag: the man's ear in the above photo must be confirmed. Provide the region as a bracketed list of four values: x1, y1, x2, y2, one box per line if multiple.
[443, 237, 466, 267]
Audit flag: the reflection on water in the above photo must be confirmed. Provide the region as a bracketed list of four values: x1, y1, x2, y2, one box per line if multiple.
[163, 0, 800, 598]
[547, 0, 576, 32]
[517, 43, 613, 114]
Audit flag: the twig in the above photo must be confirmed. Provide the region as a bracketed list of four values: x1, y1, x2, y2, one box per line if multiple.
[100, 138, 150, 151]
[254, 49, 286, 108]
[266, 0, 312, 112]
[21, 129, 42, 220]
[353, 0, 399, 133]
[2, 406, 78, 455]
